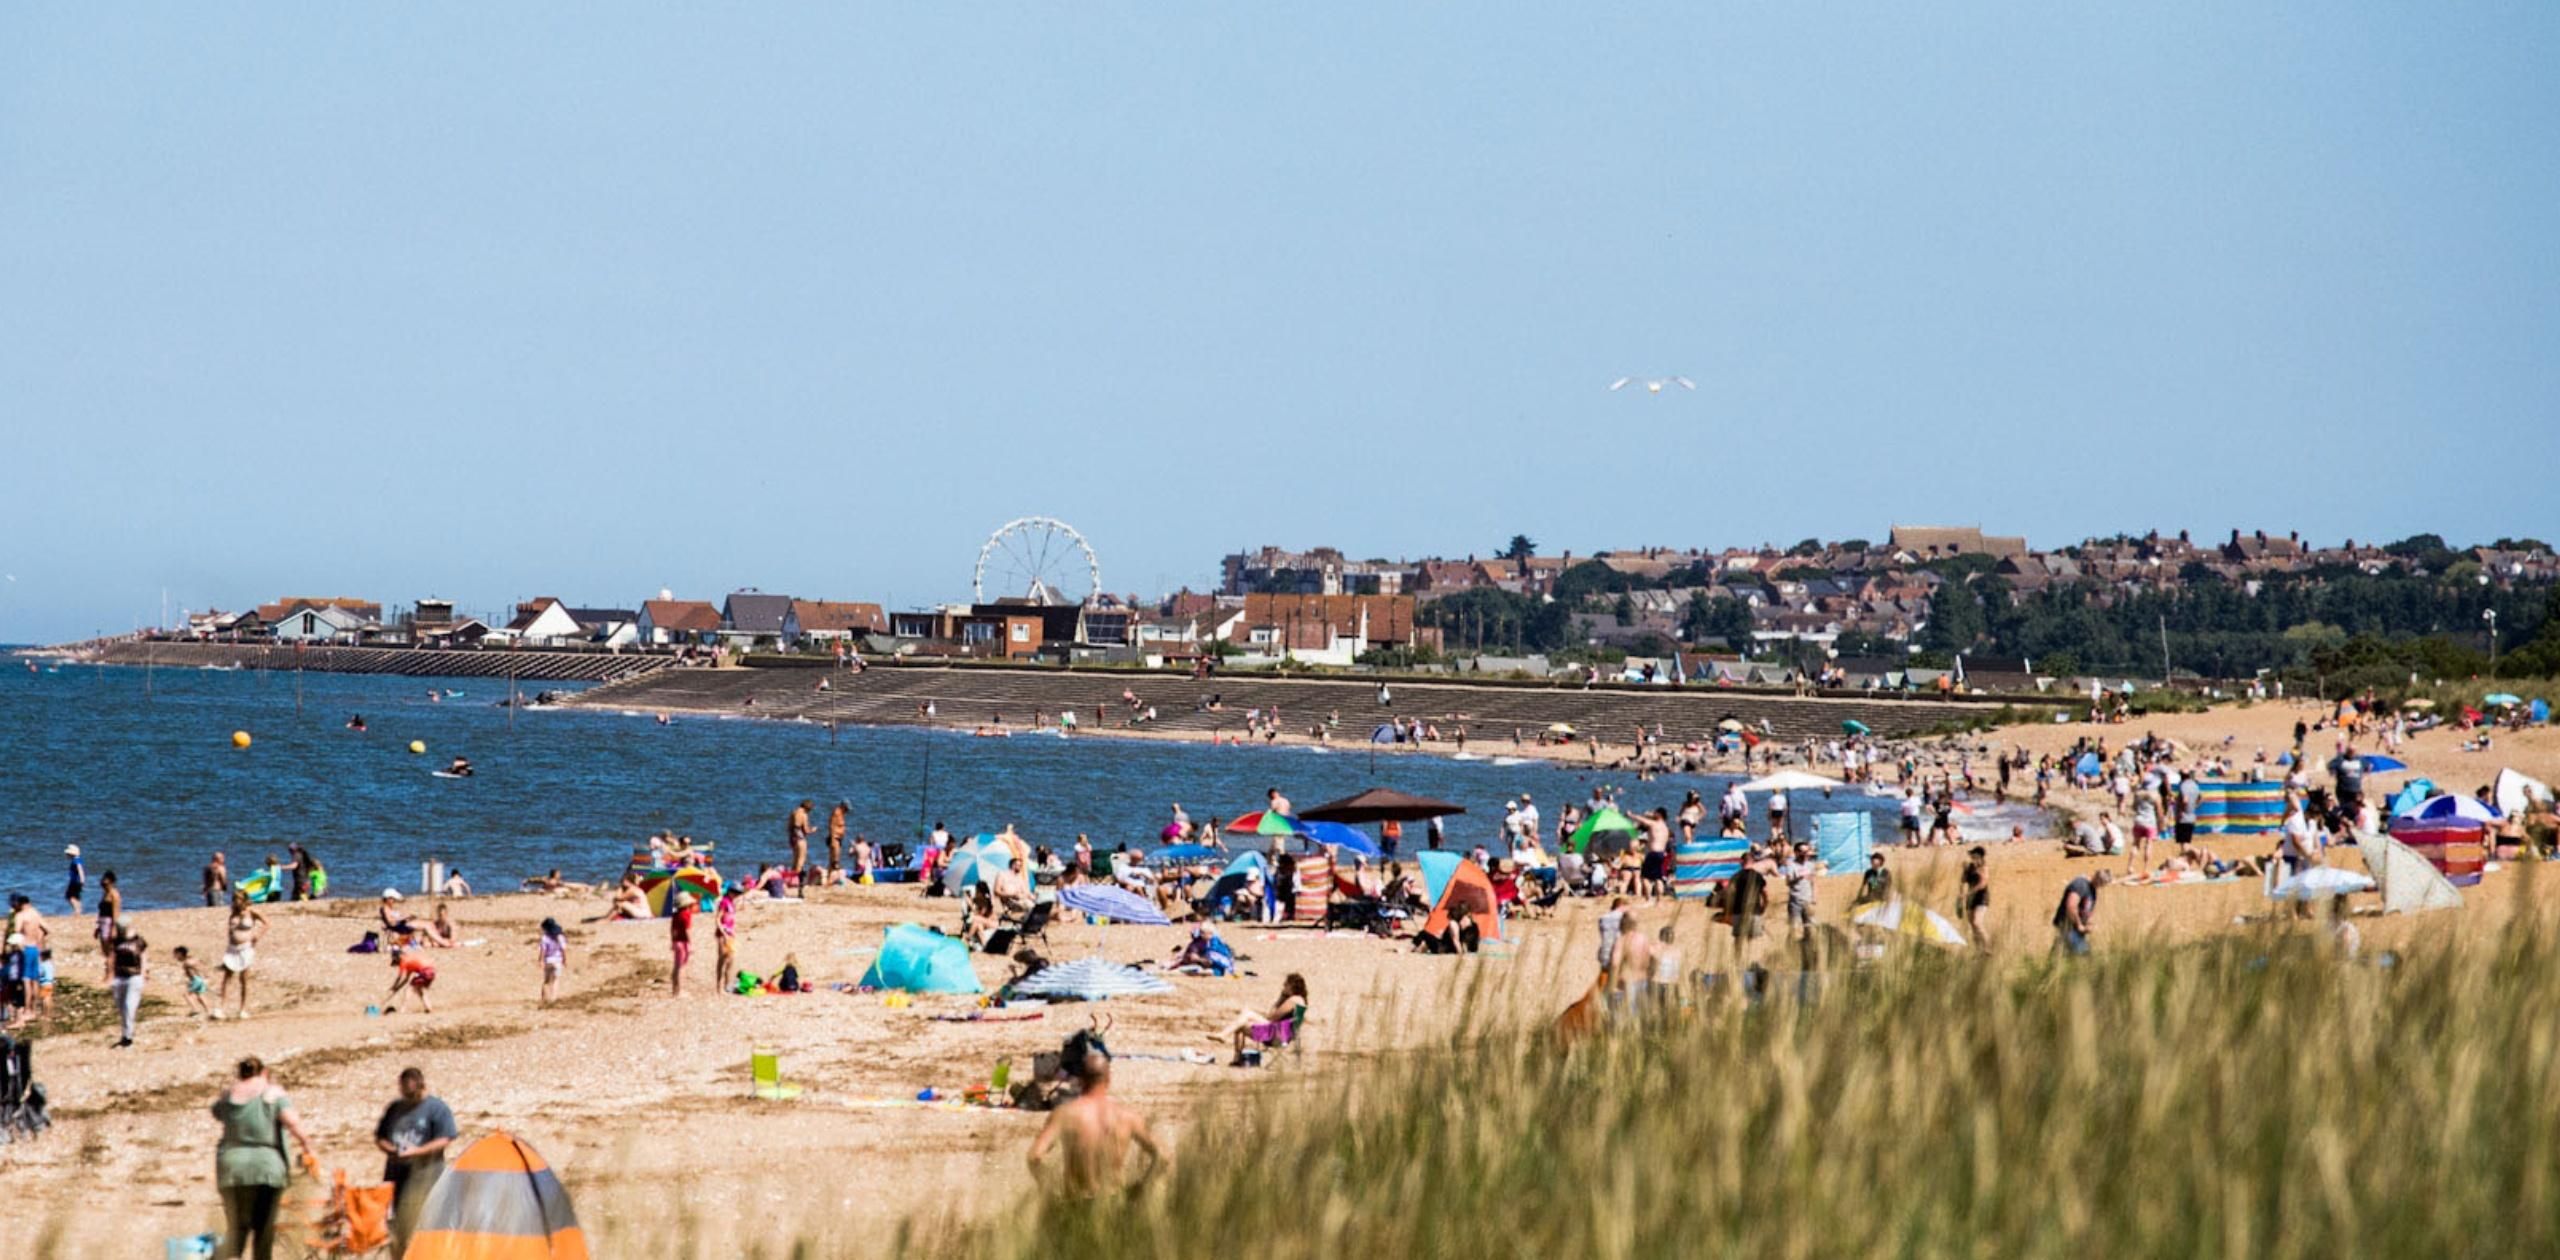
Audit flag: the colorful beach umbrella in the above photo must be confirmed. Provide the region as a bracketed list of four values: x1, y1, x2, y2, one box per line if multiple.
[403, 1131, 588, 1260]
[1298, 819, 1383, 857]
[2485, 693, 2523, 708]
[2400, 793, 2502, 824]
[1224, 810, 1307, 837]
[1850, 898, 1969, 948]
[1011, 956, 1175, 1001]
[1056, 883, 1171, 926]
[1568, 806, 1642, 855]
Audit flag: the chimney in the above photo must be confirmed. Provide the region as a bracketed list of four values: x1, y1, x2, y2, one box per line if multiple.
[2255, 530, 2266, 545]
[2289, 530, 2298, 543]
[2231, 529, 2242, 545]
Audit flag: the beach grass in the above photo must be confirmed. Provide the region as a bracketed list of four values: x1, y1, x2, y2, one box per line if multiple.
[892, 879, 2560, 1260]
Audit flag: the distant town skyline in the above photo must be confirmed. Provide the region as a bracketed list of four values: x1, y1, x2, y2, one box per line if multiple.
[5, 6, 2556, 644]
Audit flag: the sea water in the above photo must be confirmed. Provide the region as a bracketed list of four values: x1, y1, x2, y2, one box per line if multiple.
[0, 656, 1900, 908]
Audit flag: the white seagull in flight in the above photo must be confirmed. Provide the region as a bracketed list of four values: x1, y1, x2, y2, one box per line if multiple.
[1608, 376, 1696, 394]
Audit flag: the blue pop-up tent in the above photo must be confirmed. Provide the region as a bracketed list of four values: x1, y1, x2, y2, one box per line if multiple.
[1416, 849, 1461, 908]
[2387, 779, 2439, 819]
[858, 924, 983, 994]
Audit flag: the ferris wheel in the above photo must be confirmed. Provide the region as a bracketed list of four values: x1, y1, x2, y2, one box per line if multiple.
[974, 517, 1100, 605]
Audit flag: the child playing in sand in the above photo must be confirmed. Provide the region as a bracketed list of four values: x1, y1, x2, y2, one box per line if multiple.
[174, 945, 213, 1017]
[537, 918, 568, 1005]
[384, 943, 436, 1014]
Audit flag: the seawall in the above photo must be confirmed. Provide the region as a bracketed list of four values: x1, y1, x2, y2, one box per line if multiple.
[66, 640, 677, 684]
[566, 659, 2070, 744]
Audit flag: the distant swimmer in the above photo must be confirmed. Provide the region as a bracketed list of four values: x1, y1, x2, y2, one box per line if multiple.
[443, 757, 474, 778]
[426, 690, 441, 703]
[655, 713, 672, 726]
[346, 715, 366, 732]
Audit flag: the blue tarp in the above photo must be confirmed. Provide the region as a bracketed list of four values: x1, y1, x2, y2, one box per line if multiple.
[2535, 699, 2551, 725]
[858, 924, 983, 994]
[2074, 752, 2102, 779]
[1811, 813, 1874, 872]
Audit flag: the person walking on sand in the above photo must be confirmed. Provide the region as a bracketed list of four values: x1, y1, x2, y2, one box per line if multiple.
[176, 944, 214, 1017]
[92, 870, 121, 981]
[218, 892, 267, 1020]
[825, 801, 850, 886]
[669, 891, 698, 997]
[211, 1056, 317, 1260]
[1027, 1051, 1165, 1199]
[63, 844, 85, 916]
[1960, 846, 1993, 950]
[2053, 871, 2107, 956]
[1606, 909, 1658, 1019]
[536, 918, 568, 1005]
[107, 916, 147, 1047]
[787, 799, 813, 878]
[375, 1066, 459, 1253]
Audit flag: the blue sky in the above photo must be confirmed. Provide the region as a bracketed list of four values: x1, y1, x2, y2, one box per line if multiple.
[3, 5, 2555, 642]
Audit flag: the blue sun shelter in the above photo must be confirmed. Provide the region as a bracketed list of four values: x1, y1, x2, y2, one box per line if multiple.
[1811, 812, 1875, 871]
[858, 924, 983, 995]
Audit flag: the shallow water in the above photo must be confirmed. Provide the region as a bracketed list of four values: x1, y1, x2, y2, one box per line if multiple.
[0, 657, 1901, 908]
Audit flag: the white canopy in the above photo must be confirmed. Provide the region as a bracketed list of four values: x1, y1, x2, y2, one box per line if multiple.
[1736, 770, 1845, 794]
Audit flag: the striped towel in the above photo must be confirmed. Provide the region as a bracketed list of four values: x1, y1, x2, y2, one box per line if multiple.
[1674, 838, 1746, 899]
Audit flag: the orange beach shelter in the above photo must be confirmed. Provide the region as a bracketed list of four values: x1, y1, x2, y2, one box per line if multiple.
[402, 1131, 588, 1260]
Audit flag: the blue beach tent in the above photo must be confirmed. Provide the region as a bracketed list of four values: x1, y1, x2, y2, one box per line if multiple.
[858, 924, 983, 995]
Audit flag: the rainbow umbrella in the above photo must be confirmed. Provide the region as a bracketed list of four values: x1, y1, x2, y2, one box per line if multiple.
[1224, 810, 1308, 837]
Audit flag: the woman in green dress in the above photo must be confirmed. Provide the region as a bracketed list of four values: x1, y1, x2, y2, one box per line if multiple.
[209, 1055, 315, 1260]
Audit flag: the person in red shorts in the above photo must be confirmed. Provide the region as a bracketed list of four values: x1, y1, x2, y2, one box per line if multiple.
[383, 944, 436, 1014]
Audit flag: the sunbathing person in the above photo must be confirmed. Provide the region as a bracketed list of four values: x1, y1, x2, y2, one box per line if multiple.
[1211, 973, 1309, 1064]
[590, 875, 651, 922]
[420, 901, 459, 947]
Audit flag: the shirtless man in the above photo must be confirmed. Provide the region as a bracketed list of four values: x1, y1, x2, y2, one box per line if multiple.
[824, 801, 850, 886]
[1027, 1053, 1164, 1199]
[1606, 909, 1658, 1018]
[992, 857, 1036, 920]
[786, 800, 813, 877]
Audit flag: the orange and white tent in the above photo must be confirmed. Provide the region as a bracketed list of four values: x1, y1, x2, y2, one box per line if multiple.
[403, 1131, 587, 1259]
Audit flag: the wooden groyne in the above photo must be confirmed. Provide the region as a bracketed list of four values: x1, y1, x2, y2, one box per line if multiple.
[568, 660, 2071, 743]
[69, 640, 678, 684]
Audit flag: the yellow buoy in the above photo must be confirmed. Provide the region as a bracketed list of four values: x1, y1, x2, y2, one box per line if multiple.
[409, 740, 427, 755]
[231, 731, 252, 748]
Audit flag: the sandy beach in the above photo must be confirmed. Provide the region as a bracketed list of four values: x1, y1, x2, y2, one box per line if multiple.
[10, 692, 2557, 1254]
